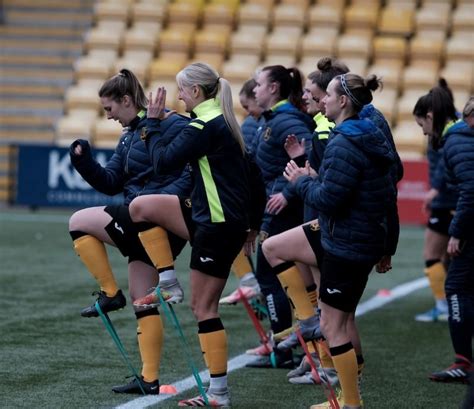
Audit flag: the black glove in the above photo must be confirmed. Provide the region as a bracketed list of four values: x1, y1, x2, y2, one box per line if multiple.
[70, 139, 91, 157]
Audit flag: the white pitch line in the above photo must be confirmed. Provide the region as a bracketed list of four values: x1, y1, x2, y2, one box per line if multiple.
[115, 276, 429, 409]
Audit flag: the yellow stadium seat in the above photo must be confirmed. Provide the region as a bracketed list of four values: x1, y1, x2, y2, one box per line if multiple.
[64, 84, 102, 114]
[167, 2, 201, 26]
[344, 4, 380, 32]
[191, 53, 225, 72]
[93, 1, 130, 25]
[317, 0, 345, 11]
[264, 31, 301, 63]
[341, 57, 368, 76]
[158, 27, 195, 55]
[131, 2, 166, 25]
[300, 30, 337, 62]
[308, 4, 342, 31]
[451, 3, 474, 35]
[440, 62, 474, 93]
[385, 0, 417, 10]
[122, 26, 160, 55]
[392, 120, 426, 157]
[84, 27, 124, 53]
[396, 90, 427, 123]
[373, 36, 408, 63]
[229, 29, 265, 60]
[148, 53, 188, 82]
[92, 116, 125, 148]
[222, 54, 260, 83]
[367, 60, 404, 90]
[261, 55, 298, 69]
[244, 0, 275, 7]
[336, 33, 373, 61]
[378, 7, 415, 37]
[114, 53, 152, 85]
[409, 36, 445, 64]
[272, 3, 307, 30]
[371, 86, 398, 125]
[237, 2, 271, 30]
[445, 33, 474, 63]
[210, 0, 240, 10]
[95, 19, 127, 34]
[74, 53, 116, 82]
[401, 64, 439, 93]
[194, 29, 230, 56]
[202, 2, 236, 28]
[55, 111, 98, 145]
[415, 3, 451, 36]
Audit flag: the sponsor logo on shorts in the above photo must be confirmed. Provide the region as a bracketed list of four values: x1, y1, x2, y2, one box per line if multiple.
[327, 288, 342, 294]
[199, 256, 214, 263]
[184, 198, 192, 208]
[429, 217, 440, 225]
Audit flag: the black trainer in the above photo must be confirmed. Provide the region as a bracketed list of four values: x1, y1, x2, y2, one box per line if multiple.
[112, 376, 160, 395]
[80, 290, 126, 318]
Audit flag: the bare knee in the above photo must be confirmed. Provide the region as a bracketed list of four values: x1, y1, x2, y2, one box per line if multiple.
[69, 210, 85, 232]
[262, 237, 279, 266]
[129, 196, 148, 223]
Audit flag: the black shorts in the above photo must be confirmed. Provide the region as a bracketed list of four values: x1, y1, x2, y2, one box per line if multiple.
[189, 223, 248, 279]
[427, 208, 454, 236]
[302, 221, 324, 267]
[320, 252, 374, 313]
[104, 205, 188, 265]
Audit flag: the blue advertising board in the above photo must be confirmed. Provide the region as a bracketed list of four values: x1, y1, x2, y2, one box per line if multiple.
[15, 144, 123, 207]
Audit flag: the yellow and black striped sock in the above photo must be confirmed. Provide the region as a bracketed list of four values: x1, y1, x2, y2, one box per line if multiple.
[138, 226, 174, 272]
[275, 262, 315, 320]
[73, 234, 118, 296]
[330, 342, 360, 407]
[136, 309, 163, 383]
[198, 318, 228, 377]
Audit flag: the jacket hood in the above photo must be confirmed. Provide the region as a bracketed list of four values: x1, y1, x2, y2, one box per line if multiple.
[264, 101, 314, 126]
[335, 119, 396, 165]
[442, 120, 474, 144]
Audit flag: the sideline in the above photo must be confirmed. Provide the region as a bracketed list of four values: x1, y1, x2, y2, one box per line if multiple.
[115, 277, 429, 409]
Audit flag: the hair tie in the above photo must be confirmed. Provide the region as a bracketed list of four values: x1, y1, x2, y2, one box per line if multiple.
[215, 77, 220, 88]
[339, 74, 363, 108]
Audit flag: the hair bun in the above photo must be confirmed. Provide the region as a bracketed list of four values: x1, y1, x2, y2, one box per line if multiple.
[317, 57, 333, 72]
[364, 74, 382, 92]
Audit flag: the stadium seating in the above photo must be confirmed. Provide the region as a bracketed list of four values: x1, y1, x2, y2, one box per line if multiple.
[24, 0, 470, 157]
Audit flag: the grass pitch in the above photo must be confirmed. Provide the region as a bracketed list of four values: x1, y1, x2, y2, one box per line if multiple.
[0, 209, 468, 408]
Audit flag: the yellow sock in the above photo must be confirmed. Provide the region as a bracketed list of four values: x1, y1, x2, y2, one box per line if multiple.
[277, 265, 314, 320]
[318, 340, 335, 369]
[198, 319, 228, 376]
[424, 262, 447, 300]
[307, 341, 316, 354]
[231, 249, 253, 279]
[306, 284, 318, 308]
[73, 235, 118, 296]
[137, 313, 163, 382]
[138, 227, 173, 271]
[330, 343, 360, 407]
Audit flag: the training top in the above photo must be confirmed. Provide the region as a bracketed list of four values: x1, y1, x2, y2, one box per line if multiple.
[145, 99, 252, 229]
[442, 120, 474, 240]
[295, 118, 398, 263]
[70, 111, 191, 205]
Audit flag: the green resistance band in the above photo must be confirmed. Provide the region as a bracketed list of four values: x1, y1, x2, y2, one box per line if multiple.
[95, 302, 146, 396]
[157, 290, 209, 406]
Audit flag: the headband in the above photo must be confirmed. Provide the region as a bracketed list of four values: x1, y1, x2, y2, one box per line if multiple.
[339, 74, 363, 108]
